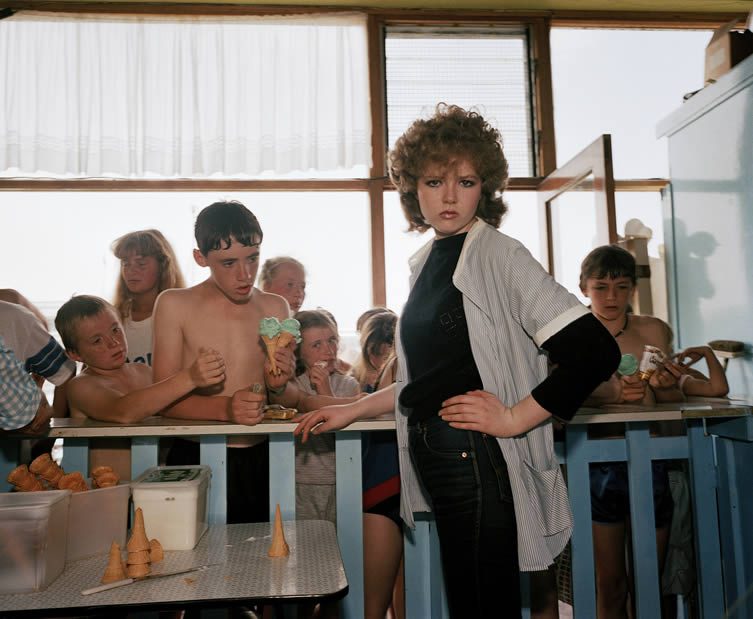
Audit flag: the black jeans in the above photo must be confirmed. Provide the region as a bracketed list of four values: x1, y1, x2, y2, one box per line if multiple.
[409, 415, 521, 618]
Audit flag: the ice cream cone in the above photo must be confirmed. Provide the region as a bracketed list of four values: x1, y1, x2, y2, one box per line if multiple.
[101, 542, 126, 584]
[267, 503, 290, 557]
[638, 345, 666, 381]
[127, 562, 151, 578]
[59, 471, 89, 493]
[127, 507, 151, 552]
[262, 335, 279, 376]
[127, 549, 152, 565]
[149, 539, 164, 563]
[29, 453, 65, 487]
[93, 472, 119, 488]
[7, 464, 44, 492]
[277, 330, 295, 349]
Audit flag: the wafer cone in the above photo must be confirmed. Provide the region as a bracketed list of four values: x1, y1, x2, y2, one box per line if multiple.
[59, 471, 89, 493]
[127, 549, 151, 565]
[101, 542, 126, 584]
[127, 507, 151, 552]
[93, 472, 119, 488]
[277, 331, 295, 349]
[7, 464, 44, 492]
[150, 538, 164, 563]
[262, 335, 279, 375]
[267, 503, 290, 557]
[127, 562, 151, 578]
[29, 453, 65, 487]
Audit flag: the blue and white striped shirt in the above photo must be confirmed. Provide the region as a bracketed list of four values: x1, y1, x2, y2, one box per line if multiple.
[0, 301, 74, 386]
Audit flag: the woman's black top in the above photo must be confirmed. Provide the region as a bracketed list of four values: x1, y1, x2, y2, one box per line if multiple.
[399, 233, 483, 426]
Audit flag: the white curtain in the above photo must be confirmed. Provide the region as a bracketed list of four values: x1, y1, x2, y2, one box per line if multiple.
[0, 12, 371, 177]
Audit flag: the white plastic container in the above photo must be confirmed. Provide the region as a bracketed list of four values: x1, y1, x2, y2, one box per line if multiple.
[67, 482, 130, 562]
[131, 465, 211, 550]
[0, 490, 70, 592]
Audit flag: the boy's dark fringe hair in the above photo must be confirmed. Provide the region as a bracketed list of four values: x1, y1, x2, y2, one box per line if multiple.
[195, 201, 263, 256]
[579, 245, 637, 290]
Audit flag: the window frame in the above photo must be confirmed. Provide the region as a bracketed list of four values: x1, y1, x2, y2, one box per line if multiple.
[0, 5, 740, 307]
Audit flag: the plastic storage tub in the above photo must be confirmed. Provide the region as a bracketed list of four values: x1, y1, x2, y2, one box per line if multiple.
[131, 465, 211, 550]
[0, 490, 70, 592]
[67, 482, 130, 562]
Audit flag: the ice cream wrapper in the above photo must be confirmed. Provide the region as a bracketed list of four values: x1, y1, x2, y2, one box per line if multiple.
[638, 345, 666, 381]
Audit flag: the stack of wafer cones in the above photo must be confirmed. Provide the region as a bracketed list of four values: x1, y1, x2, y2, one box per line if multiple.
[267, 503, 290, 557]
[101, 542, 127, 583]
[29, 453, 65, 487]
[58, 471, 89, 493]
[7, 464, 44, 491]
[92, 465, 119, 488]
[126, 508, 152, 578]
[149, 538, 164, 563]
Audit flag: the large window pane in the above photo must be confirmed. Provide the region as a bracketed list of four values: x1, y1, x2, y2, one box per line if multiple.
[0, 14, 370, 179]
[551, 28, 711, 178]
[0, 192, 371, 338]
[385, 27, 534, 176]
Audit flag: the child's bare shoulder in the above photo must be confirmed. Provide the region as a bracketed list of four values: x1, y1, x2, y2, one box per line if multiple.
[154, 286, 212, 323]
[630, 314, 673, 348]
[254, 288, 290, 318]
[67, 368, 112, 400]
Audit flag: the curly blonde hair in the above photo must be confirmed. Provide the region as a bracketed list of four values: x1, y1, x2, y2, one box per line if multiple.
[387, 104, 509, 232]
[111, 229, 185, 319]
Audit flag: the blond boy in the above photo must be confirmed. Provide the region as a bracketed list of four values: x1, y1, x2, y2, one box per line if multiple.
[55, 295, 224, 479]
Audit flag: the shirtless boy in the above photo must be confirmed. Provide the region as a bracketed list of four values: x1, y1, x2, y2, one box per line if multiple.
[580, 245, 681, 619]
[152, 200, 298, 523]
[580, 245, 680, 405]
[55, 295, 224, 478]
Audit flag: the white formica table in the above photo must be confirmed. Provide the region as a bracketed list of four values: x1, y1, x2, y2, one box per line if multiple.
[0, 521, 347, 616]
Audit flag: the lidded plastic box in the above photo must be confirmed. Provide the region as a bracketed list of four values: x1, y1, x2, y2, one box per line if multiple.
[67, 482, 130, 562]
[131, 465, 211, 550]
[0, 490, 70, 592]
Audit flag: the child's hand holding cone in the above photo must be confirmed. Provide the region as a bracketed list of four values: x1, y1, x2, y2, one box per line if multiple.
[259, 317, 301, 377]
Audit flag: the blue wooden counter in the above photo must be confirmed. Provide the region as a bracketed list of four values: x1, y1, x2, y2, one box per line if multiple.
[2, 399, 752, 618]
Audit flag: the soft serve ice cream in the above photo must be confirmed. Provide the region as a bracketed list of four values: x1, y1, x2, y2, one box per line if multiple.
[259, 317, 301, 376]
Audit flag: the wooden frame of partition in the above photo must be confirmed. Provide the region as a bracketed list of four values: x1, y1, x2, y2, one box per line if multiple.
[537, 134, 617, 276]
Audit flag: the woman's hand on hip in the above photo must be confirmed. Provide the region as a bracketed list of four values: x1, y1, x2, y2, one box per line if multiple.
[439, 390, 514, 437]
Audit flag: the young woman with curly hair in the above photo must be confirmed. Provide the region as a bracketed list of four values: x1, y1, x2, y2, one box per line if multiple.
[297, 104, 620, 617]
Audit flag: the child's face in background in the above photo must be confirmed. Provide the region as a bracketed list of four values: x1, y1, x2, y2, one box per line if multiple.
[582, 275, 634, 322]
[69, 308, 128, 370]
[368, 343, 393, 375]
[265, 263, 306, 314]
[121, 252, 160, 296]
[195, 237, 261, 304]
[300, 325, 338, 374]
